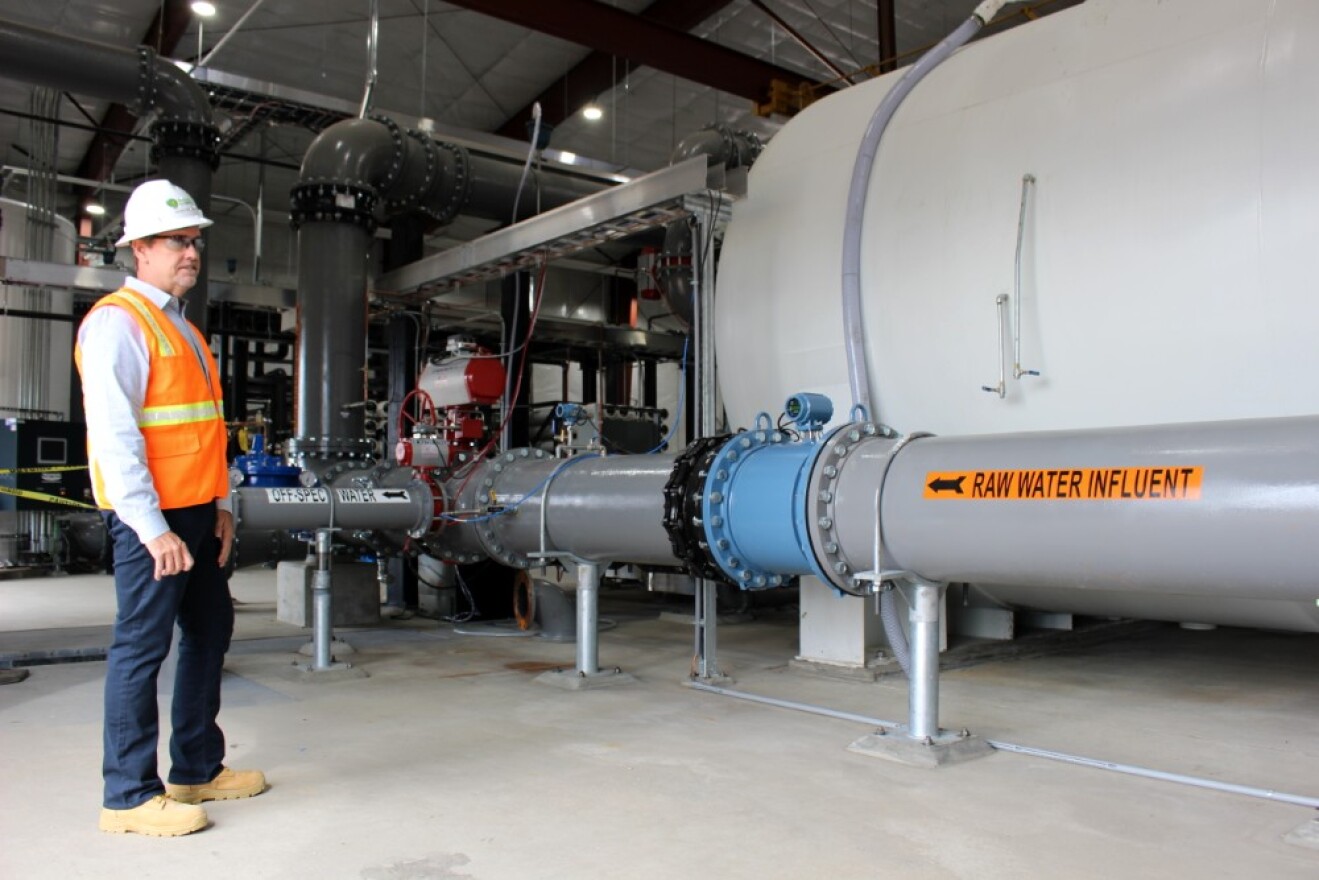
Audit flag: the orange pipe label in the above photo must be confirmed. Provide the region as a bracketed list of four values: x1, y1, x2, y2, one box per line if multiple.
[923, 467, 1203, 500]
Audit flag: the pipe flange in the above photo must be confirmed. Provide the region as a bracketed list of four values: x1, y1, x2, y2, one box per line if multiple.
[805, 421, 882, 592]
[423, 537, 485, 567]
[289, 181, 379, 232]
[134, 46, 158, 117]
[320, 458, 375, 486]
[368, 114, 406, 195]
[474, 447, 552, 569]
[661, 434, 732, 582]
[701, 418, 793, 590]
[385, 129, 439, 215]
[151, 120, 221, 169]
[408, 472, 446, 538]
[287, 435, 378, 464]
[422, 458, 487, 564]
[424, 142, 469, 226]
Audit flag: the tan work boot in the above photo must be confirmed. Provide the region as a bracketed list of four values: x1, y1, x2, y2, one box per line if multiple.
[165, 767, 267, 804]
[99, 794, 207, 837]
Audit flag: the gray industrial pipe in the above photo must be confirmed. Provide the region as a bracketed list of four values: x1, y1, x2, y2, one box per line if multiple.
[432, 451, 679, 568]
[233, 483, 433, 533]
[0, 20, 208, 121]
[0, 18, 218, 329]
[670, 124, 763, 172]
[809, 415, 1319, 619]
[465, 154, 602, 222]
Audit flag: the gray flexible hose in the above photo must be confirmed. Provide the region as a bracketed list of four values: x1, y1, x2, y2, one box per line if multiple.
[840, 8, 997, 415]
[880, 587, 912, 676]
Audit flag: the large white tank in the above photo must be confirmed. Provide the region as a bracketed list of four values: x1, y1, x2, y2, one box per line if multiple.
[717, 0, 1319, 435]
[0, 197, 76, 419]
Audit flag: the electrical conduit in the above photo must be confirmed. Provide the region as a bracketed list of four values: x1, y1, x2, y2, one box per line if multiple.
[839, 0, 1010, 672]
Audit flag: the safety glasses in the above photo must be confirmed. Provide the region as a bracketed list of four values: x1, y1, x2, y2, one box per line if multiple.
[154, 234, 206, 253]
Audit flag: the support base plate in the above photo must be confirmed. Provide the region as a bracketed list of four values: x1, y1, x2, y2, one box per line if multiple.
[535, 669, 636, 691]
[848, 728, 994, 768]
[279, 662, 370, 683]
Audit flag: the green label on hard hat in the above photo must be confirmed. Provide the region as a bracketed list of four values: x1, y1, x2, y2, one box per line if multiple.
[167, 198, 180, 207]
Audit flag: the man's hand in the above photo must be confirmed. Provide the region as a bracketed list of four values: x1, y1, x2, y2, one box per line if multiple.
[216, 509, 235, 568]
[146, 531, 194, 581]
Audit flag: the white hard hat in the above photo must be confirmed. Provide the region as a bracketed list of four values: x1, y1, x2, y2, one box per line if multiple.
[115, 179, 213, 247]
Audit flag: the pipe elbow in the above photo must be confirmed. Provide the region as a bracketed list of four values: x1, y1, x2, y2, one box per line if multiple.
[150, 54, 212, 124]
[298, 117, 400, 192]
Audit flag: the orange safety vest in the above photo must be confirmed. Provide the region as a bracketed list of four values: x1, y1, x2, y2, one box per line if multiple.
[75, 287, 229, 511]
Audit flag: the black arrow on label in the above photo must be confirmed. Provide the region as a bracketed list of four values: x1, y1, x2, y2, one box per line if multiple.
[382, 490, 407, 499]
[927, 476, 966, 495]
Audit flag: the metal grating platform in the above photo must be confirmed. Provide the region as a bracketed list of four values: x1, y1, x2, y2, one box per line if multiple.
[374, 157, 711, 302]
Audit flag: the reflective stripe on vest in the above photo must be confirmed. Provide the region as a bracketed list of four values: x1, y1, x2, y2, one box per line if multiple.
[140, 400, 222, 428]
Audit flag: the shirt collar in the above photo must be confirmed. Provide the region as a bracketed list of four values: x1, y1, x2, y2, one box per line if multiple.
[123, 276, 182, 313]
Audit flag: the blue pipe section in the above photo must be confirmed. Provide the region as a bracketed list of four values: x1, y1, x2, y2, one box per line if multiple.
[700, 413, 832, 589]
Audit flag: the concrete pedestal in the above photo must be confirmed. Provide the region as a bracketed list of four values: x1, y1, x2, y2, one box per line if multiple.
[798, 576, 945, 670]
[276, 559, 380, 628]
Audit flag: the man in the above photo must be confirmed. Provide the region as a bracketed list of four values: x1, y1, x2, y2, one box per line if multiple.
[76, 179, 266, 837]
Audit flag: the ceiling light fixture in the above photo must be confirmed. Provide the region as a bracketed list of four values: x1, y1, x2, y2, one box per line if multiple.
[582, 101, 604, 122]
[191, 1, 217, 17]
[84, 202, 106, 217]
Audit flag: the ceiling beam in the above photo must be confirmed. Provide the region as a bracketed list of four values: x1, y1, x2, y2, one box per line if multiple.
[447, 0, 818, 120]
[72, 0, 194, 189]
[496, 0, 739, 139]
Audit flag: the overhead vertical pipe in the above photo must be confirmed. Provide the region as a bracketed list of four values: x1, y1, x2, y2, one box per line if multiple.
[288, 115, 609, 464]
[0, 18, 219, 329]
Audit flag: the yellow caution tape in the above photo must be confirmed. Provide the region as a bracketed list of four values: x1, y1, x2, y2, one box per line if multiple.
[0, 465, 88, 475]
[0, 485, 97, 509]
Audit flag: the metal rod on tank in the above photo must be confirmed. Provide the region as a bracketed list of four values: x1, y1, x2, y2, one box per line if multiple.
[576, 561, 601, 675]
[1012, 173, 1038, 379]
[981, 293, 1007, 397]
[312, 528, 334, 670]
[906, 580, 944, 740]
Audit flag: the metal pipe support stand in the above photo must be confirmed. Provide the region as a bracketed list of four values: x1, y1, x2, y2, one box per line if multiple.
[848, 579, 990, 767]
[536, 559, 634, 691]
[691, 577, 733, 684]
[283, 528, 368, 683]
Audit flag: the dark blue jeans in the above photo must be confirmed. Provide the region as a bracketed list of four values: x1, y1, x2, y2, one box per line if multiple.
[102, 503, 234, 809]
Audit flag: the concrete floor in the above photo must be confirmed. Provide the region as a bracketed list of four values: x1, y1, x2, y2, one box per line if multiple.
[2, 568, 1317, 880]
